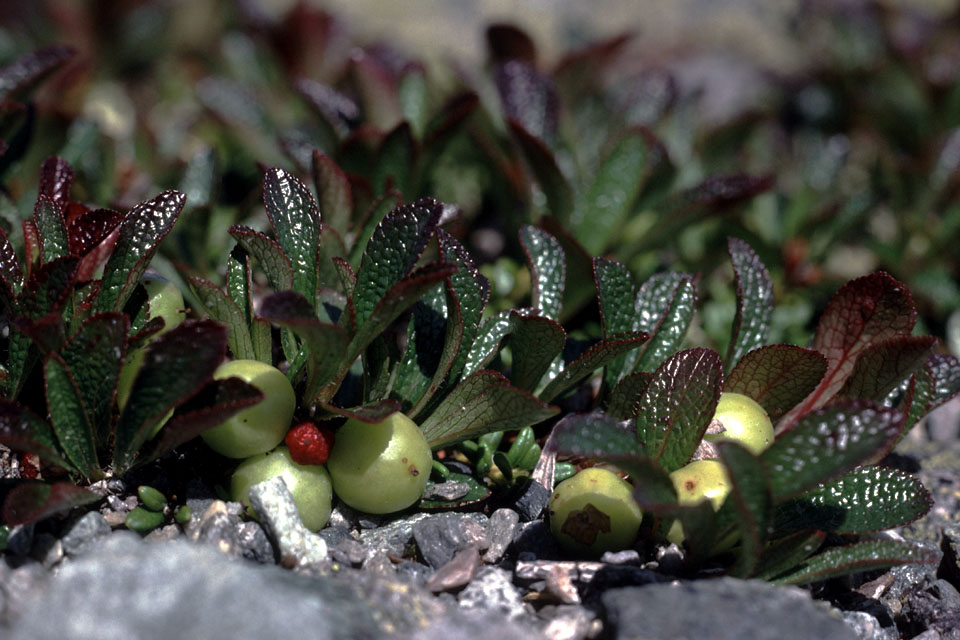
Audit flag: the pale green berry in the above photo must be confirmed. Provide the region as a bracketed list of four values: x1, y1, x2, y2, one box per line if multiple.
[666, 459, 732, 545]
[549, 467, 643, 557]
[704, 392, 774, 455]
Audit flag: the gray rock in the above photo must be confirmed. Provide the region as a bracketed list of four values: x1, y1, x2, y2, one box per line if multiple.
[413, 512, 489, 569]
[144, 524, 182, 544]
[61, 512, 110, 558]
[0, 562, 48, 629]
[900, 578, 960, 640]
[236, 521, 275, 564]
[247, 476, 328, 569]
[841, 611, 897, 640]
[602, 578, 856, 640]
[408, 611, 538, 640]
[329, 538, 365, 566]
[539, 604, 597, 640]
[484, 508, 520, 563]
[5, 525, 33, 557]
[421, 480, 471, 502]
[359, 511, 430, 558]
[458, 566, 528, 620]
[513, 479, 551, 521]
[6, 536, 427, 640]
[29, 534, 63, 569]
[941, 526, 960, 591]
[600, 549, 641, 565]
[188, 500, 243, 556]
[513, 520, 561, 558]
[427, 546, 484, 592]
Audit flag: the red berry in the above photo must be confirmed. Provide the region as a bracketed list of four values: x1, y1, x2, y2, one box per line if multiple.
[285, 422, 335, 466]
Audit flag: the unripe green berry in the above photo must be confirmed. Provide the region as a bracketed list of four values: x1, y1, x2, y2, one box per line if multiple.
[666, 459, 732, 545]
[704, 392, 774, 455]
[548, 467, 643, 557]
[326, 413, 432, 514]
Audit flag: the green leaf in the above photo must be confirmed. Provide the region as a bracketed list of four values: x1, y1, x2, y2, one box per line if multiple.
[780, 273, 917, 430]
[0, 401, 76, 472]
[419, 370, 558, 449]
[725, 345, 828, 421]
[594, 257, 637, 387]
[463, 311, 512, 378]
[752, 531, 826, 581]
[43, 353, 100, 478]
[634, 348, 723, 471]
[0, 224, 23, 296]
[347, 188, 403, 268]
[717, 442, 772, 578]
[538, 217, 597, 320]
[353, 198, 443, 329]
[726, 238, 773, 374]
[409, 282, 465, 417]
[317, 225, 348, 292]
[437, 230, 487, 384]
[178, 147, 218, 208]
[519, 226, 565, 321]
[761, 400, 904, 500]
[226, 245, 253, 324]
[631, 274, 696, 374]
[375, 122, 418, 197]
[508, 311, 566, 391]
[17, 256, 78, 323]
[228, 225, 293, 292]
[902, 354, 960, 431]
[770, 539, 941, 586]
[260, 292, 348, 403]
[607, 373, 652, 419]
[839, 336, 937, 401]
[509, 121, 573, 223]
[552, 411, 646, 459]
[94, 190, 186, 313]
[312, 150, 353, 234]
[775, 466, 932, 533]
[190, 276, 256, 361]
[571, 129, 653, 255]
[113, 320, 227, 472]
[263, 168, 321, 304]
[34, 195, 68, 264]
[60, 313, 127, 443]
[2, 481, 98, 526]
[538, 332, 650, 404]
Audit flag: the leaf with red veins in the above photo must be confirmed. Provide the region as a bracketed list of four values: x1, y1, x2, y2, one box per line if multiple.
[778, 273, 916, 432]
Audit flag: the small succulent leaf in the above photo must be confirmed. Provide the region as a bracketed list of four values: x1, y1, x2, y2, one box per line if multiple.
[39, 156, 74, 204]
[779, 273, 916, 431]
[189, 276, 255, 361]
[726, 237, 774, 373]
[0, 224, 23, 295]
[634, 348, 723, 471]
[353, 198, 443, 329]
[375, 122, 418, 197]
[312, 150, 353, 234]
[761, 400, 904, 500]
[260, 291, 348, 402]
[508, 120, 573, 222]
[716, 442, 772, 578]
[520, 226, 565, 321]
[752, 531, 827, 581]
[17, 256, 78, 323]
[0, 402, 76, 471]
[770, 540, 941, 586]
[437, 230, 487, 383]
[539, 332, 650, 404]
[226, 245, 253, 324]
[419, 370, 558, 449]
[902, 354, 960, 431]
[631, 274, 696, 374]
[496, 62, 558, 142]
[347, 189, 402, 268]
[725, 345, 828, 421]
[34, 195, 68, 264]
[262, 168, 321, 303]
[572, 130, 653, 255]
[839, 336, 938, 401]
[607, 372, 653, 419]
[508, 312, 566, 391]
[228, 225, 294, 292]
[113, 320, 227, 472]
[775, 466, 932, 534]
[66, 208, 123, 258]
[43, 353, 99, 478]
[94, 191, 186, 313]
[61, 312, 127, 441]
[0, 45, 75, 99]
[321, 399, 403, 423]
[594, 257, 637, 387]
[346, 262, 456, 364]
[142, 377, 264, 463]
[2, 481, 98, 527]
[463, 311, 513, 379]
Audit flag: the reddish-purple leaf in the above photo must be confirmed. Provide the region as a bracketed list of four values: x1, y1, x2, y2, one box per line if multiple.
[779, 273, 916, 431]
[727, 237, 774, 373]
[16, 256, 78, 323]
[839, 336, 938, 401]
[539, 331, 650, 404]
[351, 50, 402, 132]
[2, 481, 98, 526]
[312, 150, 353, 234]
[295, 78, 359, 137]
[495, 61, 558, 142]
[229, 224, 294, 292]
[607, 372, 653, 419]
[486, 24, 537, 63]
[38, 156, 74, 204]
[634, 348, 724, 471]
[66, 208, 123, 257]
[0, 223, 23, 296]
[0, 45, 75, 99]
[321, 399, 403, 423]
[509, 120, 573, 222]
[263, 168, 321, 303]
[0, 402, 75, 472]
[725, 345, 828, 421]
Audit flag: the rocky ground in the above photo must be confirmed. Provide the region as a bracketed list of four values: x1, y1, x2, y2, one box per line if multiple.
[2, 400, 960, 640]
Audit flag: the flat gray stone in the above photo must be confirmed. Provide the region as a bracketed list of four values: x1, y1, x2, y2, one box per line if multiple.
[247, 476, 327, 568]
[413, 512, 488, 569]
[602, 578, 856, 640]
[61, 512, 111, 557]
[458, 566, 528, 620]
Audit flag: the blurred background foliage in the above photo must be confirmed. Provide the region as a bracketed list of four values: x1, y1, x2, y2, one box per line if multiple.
[1, 0, 959, 358]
